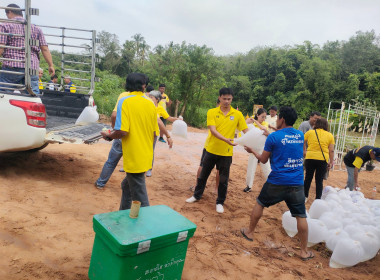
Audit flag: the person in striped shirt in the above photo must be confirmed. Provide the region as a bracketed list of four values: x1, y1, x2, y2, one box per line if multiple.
[0, 4, 54, 95]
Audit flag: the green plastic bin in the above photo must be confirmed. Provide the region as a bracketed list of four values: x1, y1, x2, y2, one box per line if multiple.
[88, 205, 197, 280]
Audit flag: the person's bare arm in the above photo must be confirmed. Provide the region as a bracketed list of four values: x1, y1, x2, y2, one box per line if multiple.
[40, 45, 55, 75]
[111, 111, 117, 128]
[244, 147, 271, 164]
[328, 144, 334, 169]
[242, 128, 249, 134]
[167, 116, 178, 122]
[253, 119, 270, 136]
[268, 124, 277, 131]
[158, 117, 173, 148]
[100, 130, 127, 141]
[209, 125, 237, 146]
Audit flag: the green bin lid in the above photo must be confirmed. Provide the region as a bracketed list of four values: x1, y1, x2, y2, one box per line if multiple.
[93, 205, 197, 256]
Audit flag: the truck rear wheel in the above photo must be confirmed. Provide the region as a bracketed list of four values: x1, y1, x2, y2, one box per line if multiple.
[25, 143, 49, 153]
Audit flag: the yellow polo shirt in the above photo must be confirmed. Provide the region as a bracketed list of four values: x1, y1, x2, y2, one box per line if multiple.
[206, 106, 248, 156]
[156, 104, 169, 119]
[254, 121, 269, 130]
[113, 92, 130, 112]
[304, 129, 335, 161]
[114, 91, 159, 173]
[158, 93, 169, 110]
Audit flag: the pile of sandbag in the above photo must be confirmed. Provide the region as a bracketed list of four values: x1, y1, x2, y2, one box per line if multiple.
[282, 186, 380, 268]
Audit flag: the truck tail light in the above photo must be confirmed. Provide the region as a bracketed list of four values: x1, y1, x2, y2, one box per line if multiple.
[9, 100, 47, 128]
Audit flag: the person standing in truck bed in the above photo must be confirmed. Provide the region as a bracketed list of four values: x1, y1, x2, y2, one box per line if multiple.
[0, 4, 55, 95]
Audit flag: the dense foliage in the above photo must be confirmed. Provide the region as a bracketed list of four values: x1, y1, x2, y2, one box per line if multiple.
[47, 30, 380, 127]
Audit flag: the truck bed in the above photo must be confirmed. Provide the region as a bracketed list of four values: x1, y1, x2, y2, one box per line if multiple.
[41, 90, 110, 144]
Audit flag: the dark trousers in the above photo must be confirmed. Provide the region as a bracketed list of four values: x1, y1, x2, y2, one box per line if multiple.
[119, 172, 149, 210]
[193, 151, 232, 205]
[304, 159, 327, 199]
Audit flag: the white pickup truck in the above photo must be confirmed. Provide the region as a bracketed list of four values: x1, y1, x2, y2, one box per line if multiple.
[0, 3, 108, 153]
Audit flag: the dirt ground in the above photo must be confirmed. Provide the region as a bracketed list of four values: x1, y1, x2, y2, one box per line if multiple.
[0, 126, 379, 280]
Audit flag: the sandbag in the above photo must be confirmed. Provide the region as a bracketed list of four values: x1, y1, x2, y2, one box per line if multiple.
[326, 229, 349, 251]
[352, 231, 380, 261]
[330, 238, 364, 268]
[309, 199, 330, 219]
[282, 211, 298, 237]
[234, 126, 266, 153]
[319, 212, 343, 230]
[171, 119, 188, 138]
[307, 218, 328, 246]
[75, 106, 99, 125]
[321, 186, 337, 200]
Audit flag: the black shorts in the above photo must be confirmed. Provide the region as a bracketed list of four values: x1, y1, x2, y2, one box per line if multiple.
[200, 148, 219, 170]
[257, 182, 306, 218]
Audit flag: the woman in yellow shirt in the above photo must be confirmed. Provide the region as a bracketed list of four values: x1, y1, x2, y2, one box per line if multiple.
[304, 118, 335, 200]
[243, 108, 271, 192]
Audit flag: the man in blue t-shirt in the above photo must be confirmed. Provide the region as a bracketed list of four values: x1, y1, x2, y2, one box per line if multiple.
[240, 106, 314, 261]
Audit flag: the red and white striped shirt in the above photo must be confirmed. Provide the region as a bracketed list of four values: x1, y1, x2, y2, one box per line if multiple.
[0, 16, 47, 69]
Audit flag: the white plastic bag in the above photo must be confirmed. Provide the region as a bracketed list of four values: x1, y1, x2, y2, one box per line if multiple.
[309, 199, 330, 219]
[321, 186, 338, 200]
[307, 218, 328, 246]
[171, 119, 188, 139]
[319, 212, 343, 230]
[75, 106, 99, 125]
[330, 238, 364, 268]
[282, 211, 298, 237]
[326, 228, 349, 251]
[352, 231, 380, 261]
[234, 127, 266, 153]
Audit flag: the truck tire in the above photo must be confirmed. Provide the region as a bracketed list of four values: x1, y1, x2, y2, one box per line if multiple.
[25, 143, 49, 153]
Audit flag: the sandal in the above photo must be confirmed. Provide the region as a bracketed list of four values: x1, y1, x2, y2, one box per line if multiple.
[240, 228, 253, 241]
[301, 251, 314, 261]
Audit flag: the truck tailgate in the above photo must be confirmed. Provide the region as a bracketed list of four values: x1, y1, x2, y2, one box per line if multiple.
[46, 117, 110, 144]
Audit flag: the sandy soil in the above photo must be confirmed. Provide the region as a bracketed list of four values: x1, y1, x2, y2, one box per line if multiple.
[0, 127, 379, 280]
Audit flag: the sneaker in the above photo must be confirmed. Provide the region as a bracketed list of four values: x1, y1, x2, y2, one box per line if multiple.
[186, 196, 198, 203]
[146, 170, 152, 177]
[243, 186, 252, 192]
[216, 204, 224, 213]
[158, 137, 166, 143]
[95, 182, 104, 190]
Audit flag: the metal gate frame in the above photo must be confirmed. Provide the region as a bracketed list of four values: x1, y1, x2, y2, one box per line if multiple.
[327, 101, 380, 170]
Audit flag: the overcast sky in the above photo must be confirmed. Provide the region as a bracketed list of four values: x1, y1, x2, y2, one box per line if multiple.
[7, 0, 380, 55]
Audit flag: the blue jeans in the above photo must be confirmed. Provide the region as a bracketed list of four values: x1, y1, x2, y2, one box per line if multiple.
[345, 166, 357, 191]
[119, 172, 149, 210]
[0, 66, 39, 95]
[95, 139, 123, 187]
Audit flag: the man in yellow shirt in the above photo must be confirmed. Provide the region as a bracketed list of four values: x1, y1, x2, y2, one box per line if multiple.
[158, 83, 171, 143]
[343, 146, 380, 191]
[186, 88, 248, 214]
[100, 73, 159, 210]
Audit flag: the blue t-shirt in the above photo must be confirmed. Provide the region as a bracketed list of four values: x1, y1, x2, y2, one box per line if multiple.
[264, 127, 304, 186]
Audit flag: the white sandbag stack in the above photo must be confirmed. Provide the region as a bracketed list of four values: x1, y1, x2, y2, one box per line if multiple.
[281, 186, 380, 268]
